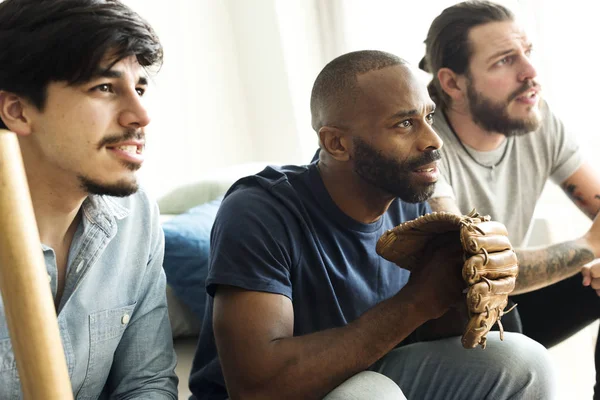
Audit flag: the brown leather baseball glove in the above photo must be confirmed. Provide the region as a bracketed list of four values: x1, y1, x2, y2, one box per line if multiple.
[376, 210, 518, 349]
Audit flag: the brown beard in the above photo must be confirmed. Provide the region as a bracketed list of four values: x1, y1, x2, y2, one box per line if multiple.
[466, 75, 541, 136]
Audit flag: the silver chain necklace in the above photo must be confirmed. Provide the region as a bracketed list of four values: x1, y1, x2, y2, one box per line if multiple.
[445, 113, 510, 178]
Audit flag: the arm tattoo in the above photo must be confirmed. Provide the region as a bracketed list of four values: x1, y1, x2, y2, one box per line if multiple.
[516, 241, 594, 292]
[562, 182, 600, 219]
[563, 183, 586, 205]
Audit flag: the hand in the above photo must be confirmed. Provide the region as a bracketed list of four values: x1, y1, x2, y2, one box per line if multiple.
[404, 232, 466, 319]
[582, 259, 600, 296]
[413, 301, 469, 342]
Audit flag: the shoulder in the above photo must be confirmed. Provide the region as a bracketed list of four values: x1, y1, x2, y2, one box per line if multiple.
[222, 164, 312, 213]
[536, 99, 564, 138]
[100, 189, 162, 246]
[227, 164, 311, 193]
[514, 99, 567, 150]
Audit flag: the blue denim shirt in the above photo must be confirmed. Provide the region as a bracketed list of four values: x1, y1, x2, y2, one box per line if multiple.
[0, 191, 178, 399]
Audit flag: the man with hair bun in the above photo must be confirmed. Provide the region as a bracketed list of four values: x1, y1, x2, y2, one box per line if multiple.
[422, 1, 600, 397]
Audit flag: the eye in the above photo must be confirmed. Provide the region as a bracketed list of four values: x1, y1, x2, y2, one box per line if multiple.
[136, 87, 146, 96]
[426, 113, 435, 125]
[525, 47, 533, 57]
[397, 120, 412, 129]
[92, 83, 113, 93]
[496, 56, 513, 66]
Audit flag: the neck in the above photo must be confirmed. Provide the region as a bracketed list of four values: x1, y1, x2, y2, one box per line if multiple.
[19, 138, 88, 248]
[445, 106, 506, 151]
[21, 157, 86, 248]
[29, 183, 85, 249]
[317, 161, 394, 224]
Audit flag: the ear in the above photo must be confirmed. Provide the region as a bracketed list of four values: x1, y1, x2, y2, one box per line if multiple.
[318, 125, 350, 162]
[0, 91, 34, 135]
[437, 67, 467, 103]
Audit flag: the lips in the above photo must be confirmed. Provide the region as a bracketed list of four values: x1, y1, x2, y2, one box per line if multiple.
[413, 161, 438, 173]
[516, 89, 538, 101]
[511, 81, 541, 102]
[109, 144, 143, 154]
[106, 140, 145, 164]
[518, 90, 536, 99]
[411, 161, 439, 184]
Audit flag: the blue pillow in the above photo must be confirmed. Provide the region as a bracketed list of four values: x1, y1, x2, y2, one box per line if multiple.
[162, 196, 223, 319]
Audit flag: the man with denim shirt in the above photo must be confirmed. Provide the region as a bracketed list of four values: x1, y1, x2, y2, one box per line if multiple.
[0, 0, 177, 398]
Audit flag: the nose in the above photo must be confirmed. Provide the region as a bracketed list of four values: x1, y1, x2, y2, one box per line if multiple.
[418, 123, 443, 152]
[118, 90, 151, 129]
[518, 56, 537, 82]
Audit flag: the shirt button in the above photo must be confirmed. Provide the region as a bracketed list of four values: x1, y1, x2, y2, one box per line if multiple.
[121, 314, 130, 324]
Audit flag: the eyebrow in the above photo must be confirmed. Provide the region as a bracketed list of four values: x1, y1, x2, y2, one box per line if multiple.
[486, 43, 532, 63]
[92, 68, 148, 85]
[487, 49, 514, 63]
[388, 104, 436, 120]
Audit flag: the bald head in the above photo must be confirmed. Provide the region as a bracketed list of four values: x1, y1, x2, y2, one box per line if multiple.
[310, 50, 407, 133]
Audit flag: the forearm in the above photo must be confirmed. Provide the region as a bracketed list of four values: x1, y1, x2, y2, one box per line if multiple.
[513, 238, 594, 295]
[225, 290, 427, 400]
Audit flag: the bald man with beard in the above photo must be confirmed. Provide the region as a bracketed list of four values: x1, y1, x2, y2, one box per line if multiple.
[188, 50, 556, 400]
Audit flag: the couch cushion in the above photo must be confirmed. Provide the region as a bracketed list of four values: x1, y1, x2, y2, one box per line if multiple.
[162, 197, 223, 325]
[157, 162, 276, 215]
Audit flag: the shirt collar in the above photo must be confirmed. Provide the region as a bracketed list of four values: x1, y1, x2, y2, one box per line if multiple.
[81, 195, 130, 235]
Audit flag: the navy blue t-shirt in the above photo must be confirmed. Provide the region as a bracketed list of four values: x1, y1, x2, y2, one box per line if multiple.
[189, 163, 430, 399]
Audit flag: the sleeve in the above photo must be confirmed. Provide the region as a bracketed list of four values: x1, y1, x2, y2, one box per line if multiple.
[105, 201, 178, 399]
[546, 102, 584, 184]
[206, 185, 297, 300]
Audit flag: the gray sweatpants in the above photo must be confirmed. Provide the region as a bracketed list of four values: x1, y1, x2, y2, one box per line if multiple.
[325, 333, 557, 400]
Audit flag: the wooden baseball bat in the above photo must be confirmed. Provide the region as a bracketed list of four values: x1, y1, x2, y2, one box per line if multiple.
[0, 129, 73, 399]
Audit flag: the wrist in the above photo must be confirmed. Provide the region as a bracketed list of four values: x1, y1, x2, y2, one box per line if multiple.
[578, 234, 599, 259]
[393, 286, 435, 325]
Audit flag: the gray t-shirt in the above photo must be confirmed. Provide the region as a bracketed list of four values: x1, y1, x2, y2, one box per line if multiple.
[432, 100, 583, 246]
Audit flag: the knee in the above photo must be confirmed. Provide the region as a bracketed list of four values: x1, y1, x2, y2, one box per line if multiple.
[488, 333, 558, 399]
[324, 371, 406, 400]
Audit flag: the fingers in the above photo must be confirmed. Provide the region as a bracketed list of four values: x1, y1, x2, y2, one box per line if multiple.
[582, 259, 600, 294]
[582, 265, 591, 286]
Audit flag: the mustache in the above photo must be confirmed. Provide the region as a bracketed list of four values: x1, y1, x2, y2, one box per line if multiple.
[97, 129, 145, 150]
[405, 149, 441, 170]
[508, 80, 541, 102]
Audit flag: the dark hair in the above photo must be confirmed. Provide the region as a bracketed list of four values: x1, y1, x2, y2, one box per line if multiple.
[421, 1, 513, 110]
[310, 50, 407, 132]
[0, 0, 163, 129]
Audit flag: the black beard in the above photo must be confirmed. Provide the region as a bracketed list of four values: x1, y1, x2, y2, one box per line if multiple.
[352, 137, 441, 203]
[78, 161, 140, 197]
[466, 77, 541, 136]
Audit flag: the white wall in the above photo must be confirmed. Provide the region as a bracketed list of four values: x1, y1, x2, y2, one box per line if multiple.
[125, 0, 253, 199]
[126, 0, 600, 241]
[123, 0, 326, 200]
